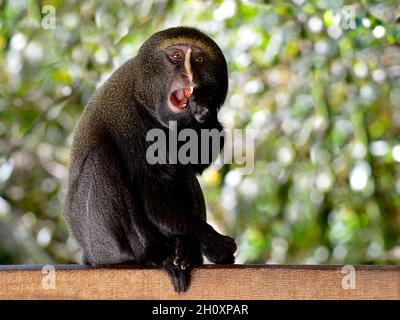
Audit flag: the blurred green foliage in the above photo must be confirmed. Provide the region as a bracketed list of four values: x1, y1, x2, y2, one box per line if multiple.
[0, 0, 400, 265]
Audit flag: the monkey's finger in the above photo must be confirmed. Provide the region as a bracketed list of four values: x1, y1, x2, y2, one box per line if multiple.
[194, 113, 206, 123]
[180, 261, 189, 270]
[177, 270, 190, 292]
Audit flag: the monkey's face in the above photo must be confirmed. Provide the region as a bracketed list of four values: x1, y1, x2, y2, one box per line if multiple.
[164, 45, 197, 113]
[136, 28, 228, 127]
[157, 43, 228, 127]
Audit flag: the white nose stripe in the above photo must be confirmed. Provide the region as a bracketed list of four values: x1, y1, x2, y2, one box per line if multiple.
[184, 47, 193, 83]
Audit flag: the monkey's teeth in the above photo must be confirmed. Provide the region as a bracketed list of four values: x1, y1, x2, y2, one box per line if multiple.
[171, 88, 192, 109]
[183, 88, 191, 99]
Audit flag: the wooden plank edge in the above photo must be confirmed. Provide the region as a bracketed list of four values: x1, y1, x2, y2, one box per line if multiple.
[0, 265, 399, 300]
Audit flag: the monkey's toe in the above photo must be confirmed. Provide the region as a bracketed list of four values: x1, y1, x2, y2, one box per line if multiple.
[173, 235, 202, 270]
[163, 258, 191, 293]
[162, 235, 203, 292]
[173, 256, 190, 270]
[173, 236, 197, 270]
[174, 271, 190, 293]
[173, 245, 191, 271]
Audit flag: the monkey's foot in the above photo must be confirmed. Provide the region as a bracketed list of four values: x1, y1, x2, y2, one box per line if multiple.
[163, 258, 191, 293]
[202, 234, 237, 264]
[163, 236, 202, 293]
[174, 235, 202, 270]
[190, 101, 209, 123]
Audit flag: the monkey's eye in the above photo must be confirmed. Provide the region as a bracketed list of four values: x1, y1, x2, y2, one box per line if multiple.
[194, 56, 204, 64]
[170, 51, 183, 60]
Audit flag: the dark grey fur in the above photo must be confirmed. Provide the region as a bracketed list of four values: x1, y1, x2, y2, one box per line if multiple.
[64, 27, 236, 292]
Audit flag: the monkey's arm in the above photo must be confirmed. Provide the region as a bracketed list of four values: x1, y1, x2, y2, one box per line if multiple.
[142, 172, 236, 264]
[151, 210, 235, 264]
[190, 218, 237, 264]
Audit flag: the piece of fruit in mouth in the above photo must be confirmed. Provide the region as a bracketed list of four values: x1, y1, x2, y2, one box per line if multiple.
[170, 86, 193, 109]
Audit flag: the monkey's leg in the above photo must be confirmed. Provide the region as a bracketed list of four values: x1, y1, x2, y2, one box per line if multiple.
[188, 175, 237, 264]
[143, 175, 236, 266]
[67, 144, 168, 265]
[162, 235, 202, 293]
[159, 222, 235, 293]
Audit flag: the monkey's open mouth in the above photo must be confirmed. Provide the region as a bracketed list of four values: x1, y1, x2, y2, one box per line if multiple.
[169, 86, 194, 111]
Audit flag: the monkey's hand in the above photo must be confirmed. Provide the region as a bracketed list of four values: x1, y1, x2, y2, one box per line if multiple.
[163, 235, 202, 293]
[201, 234, 237, 264]
[189, 99, 210, 124]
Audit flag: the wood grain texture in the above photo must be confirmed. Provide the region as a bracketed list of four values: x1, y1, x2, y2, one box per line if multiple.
[0, 265, 399, 300]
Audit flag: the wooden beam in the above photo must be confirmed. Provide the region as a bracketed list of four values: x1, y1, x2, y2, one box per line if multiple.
[0, 265, 399, 300]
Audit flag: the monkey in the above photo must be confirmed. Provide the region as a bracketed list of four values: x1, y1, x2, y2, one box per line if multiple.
[64, 26, 236, 293]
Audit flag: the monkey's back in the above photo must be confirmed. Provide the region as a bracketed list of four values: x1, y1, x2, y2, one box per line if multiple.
[68, 59, 137, 172]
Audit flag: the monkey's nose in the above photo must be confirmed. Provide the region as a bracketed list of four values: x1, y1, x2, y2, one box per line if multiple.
[180, 73, 194, 87]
